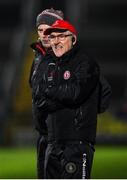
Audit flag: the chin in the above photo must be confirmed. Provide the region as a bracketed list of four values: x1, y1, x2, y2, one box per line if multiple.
[54, 50, 64, 57]
[42, 41, 50, 48]
[43, 44, 51, 48]
[55, 52, 63, 57]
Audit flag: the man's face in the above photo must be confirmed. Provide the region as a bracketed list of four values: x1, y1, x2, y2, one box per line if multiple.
[37, 24, 51, 48]
[49, 31, 73, 57]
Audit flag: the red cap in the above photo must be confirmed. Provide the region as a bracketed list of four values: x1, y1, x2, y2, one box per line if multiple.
[44, 19, 77, 36]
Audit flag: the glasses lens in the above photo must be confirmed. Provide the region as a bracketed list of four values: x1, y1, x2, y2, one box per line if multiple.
[49, 34, 72, 41]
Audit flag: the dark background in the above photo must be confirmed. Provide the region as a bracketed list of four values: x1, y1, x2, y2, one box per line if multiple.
[0, 0, 127, 146]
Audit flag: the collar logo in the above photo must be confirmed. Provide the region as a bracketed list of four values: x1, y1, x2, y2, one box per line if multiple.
[63, 70, 71, 80]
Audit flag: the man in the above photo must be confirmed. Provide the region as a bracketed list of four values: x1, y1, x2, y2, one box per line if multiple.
[33, 19, 111, 178]
[29, 8, 64, 178]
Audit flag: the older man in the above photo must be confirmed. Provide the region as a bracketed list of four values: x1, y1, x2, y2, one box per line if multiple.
[33, 19, 102, 178]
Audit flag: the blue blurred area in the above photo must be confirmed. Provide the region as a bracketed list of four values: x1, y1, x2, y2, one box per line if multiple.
[0, 0, 127, 146]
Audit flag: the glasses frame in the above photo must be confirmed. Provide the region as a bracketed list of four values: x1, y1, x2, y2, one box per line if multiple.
[48, 33, 73, 41]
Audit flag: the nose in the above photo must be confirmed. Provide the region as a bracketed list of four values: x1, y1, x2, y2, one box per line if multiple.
[53, 37, 60, 44]
[42, 35, 49, 40]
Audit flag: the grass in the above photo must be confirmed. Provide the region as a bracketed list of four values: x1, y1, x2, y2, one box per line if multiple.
[0, 147, 37, 179]
[91, 145, 127, 179]
[0, 146, 127, 179]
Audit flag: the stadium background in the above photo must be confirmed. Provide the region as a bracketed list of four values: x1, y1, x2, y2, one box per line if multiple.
[0, 0, 127, 178]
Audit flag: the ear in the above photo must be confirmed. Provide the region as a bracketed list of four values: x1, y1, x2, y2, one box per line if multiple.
[72, 35, 77, 45]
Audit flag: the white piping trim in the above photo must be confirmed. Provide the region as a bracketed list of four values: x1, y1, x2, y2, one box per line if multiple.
[39, 11, 63, 20]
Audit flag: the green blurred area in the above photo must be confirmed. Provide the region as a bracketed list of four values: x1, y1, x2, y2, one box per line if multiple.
[0, 146, 127, 179]
[0, 148, 37, 179]
[91, 146, 127, 179]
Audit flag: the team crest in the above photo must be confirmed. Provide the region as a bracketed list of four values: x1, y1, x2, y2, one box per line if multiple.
[63, 70, 71, 80]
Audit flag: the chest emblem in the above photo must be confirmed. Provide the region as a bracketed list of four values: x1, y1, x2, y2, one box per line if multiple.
[63, 70, 71, 80]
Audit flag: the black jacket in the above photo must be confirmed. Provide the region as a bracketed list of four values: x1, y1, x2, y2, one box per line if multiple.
[29, 41, 64, 135]
[29, 41, 48, 135]
[35, 44, 101, 144]
[30, 42, 111, 143]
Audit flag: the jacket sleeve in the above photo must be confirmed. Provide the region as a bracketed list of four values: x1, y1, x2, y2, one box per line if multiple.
[29, 41, 46, 88]
[33, 82, 64, 112]
[29, 52, 42, 88]
[29, 59, 35, 88]
[98, 75, 112, 113]
[35, 95, 64, 112]
[45, 58, 100, 107]
[32, 102, 48, 135]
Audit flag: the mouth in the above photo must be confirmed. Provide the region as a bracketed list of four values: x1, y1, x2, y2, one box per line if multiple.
[53, 44, 63, 50]
[42, 39, 49, 44]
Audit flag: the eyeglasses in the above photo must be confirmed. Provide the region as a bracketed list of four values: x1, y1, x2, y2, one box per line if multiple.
[48, 34, 72, 41]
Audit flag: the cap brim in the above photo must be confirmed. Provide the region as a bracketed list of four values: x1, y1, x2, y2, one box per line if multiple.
[44, 28, 67, 35]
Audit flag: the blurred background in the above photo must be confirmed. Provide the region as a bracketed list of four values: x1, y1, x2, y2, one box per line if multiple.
[0, 0, 127, 178]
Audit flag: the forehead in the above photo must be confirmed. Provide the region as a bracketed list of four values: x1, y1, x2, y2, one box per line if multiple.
[38, 24, 50, 30]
